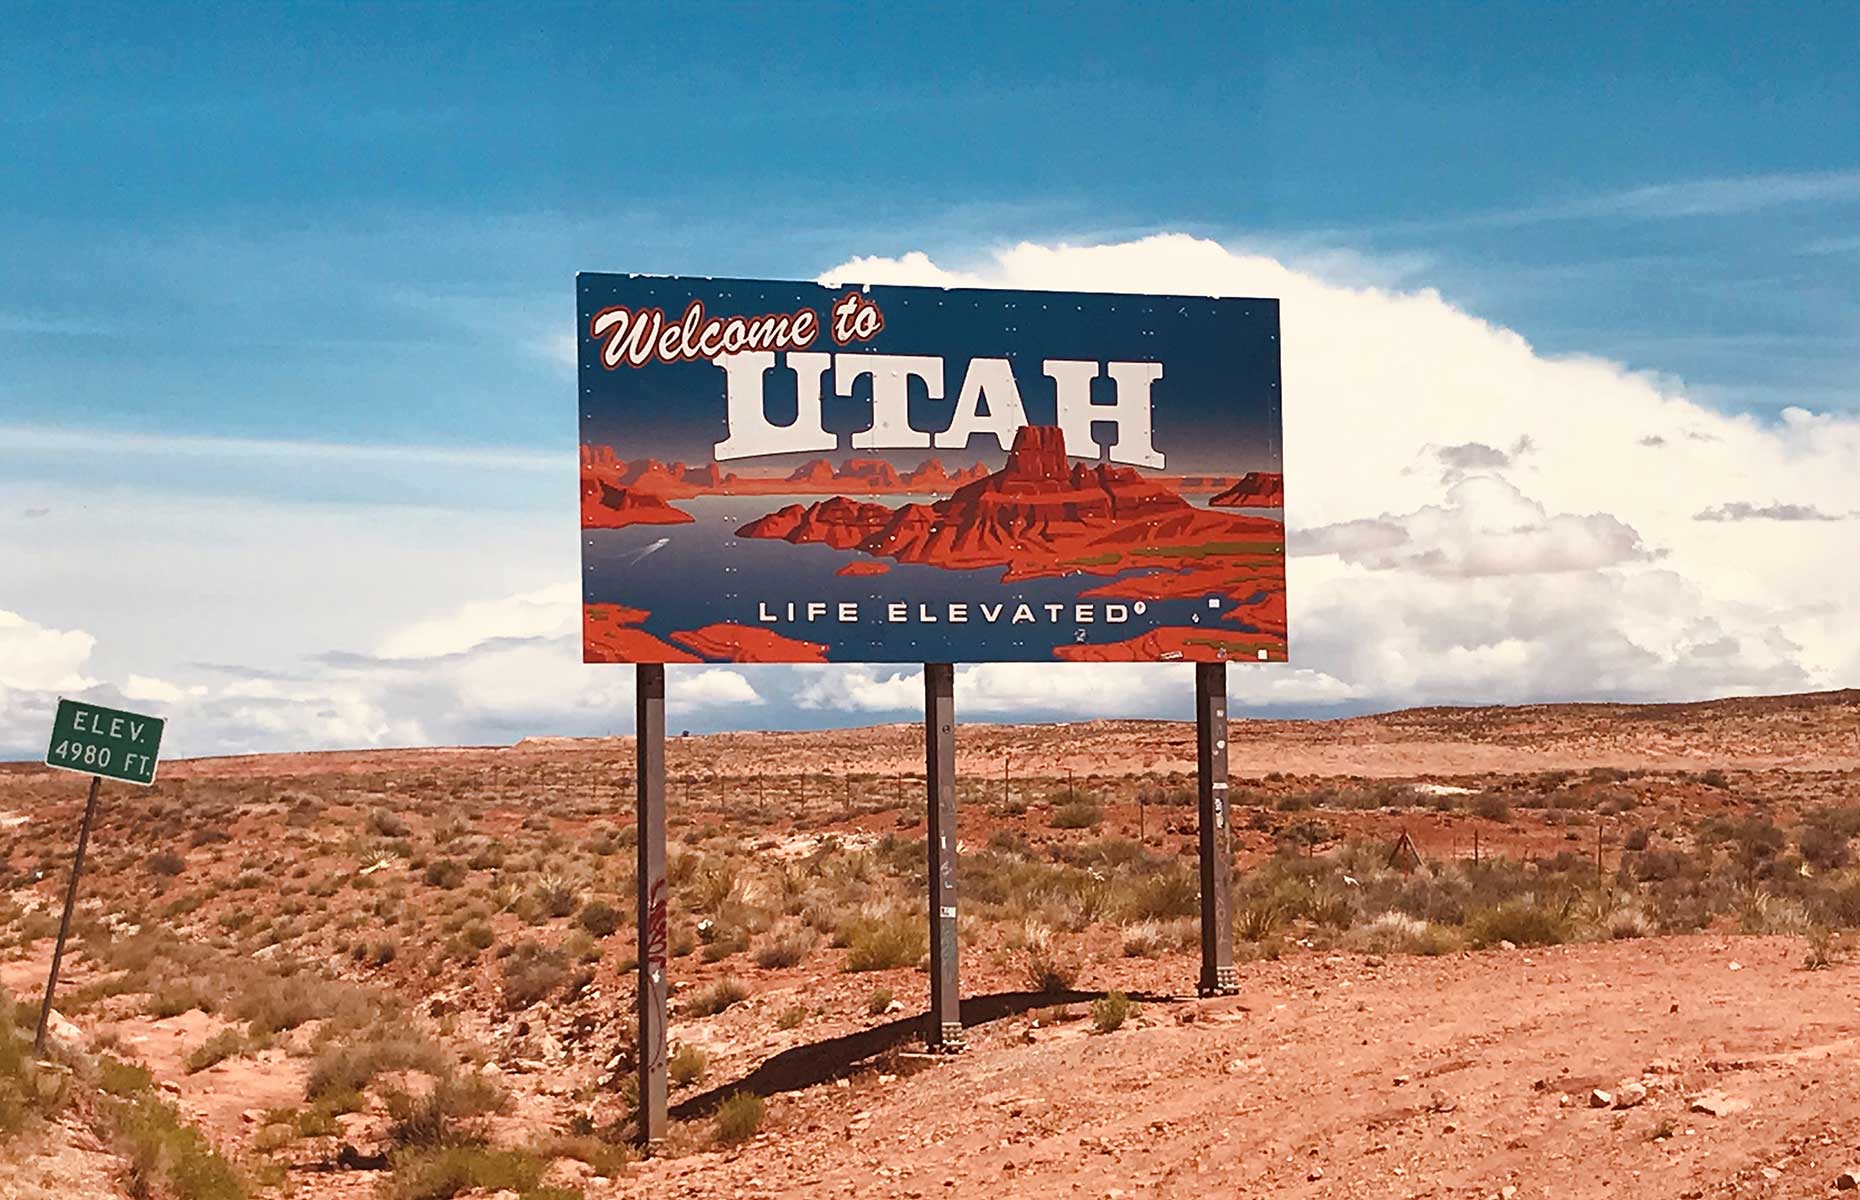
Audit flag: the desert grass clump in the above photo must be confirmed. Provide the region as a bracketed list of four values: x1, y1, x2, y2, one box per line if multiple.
[1343, 911, 1461, 957]
[1016, 922, 1078, 994]
[684, 977, 750, 1018]
[838, 909, 927, 972]
[1090, 990, 1136, 1033]
[713, 1091, 765, 1145]
[383, 1145, 545, 1200]
[1233, 901, 1283, 944]
[865, 986, 894, 1016]
[422, 859, 467, 890]
[576, 900, 620, 938]
[1050, 798, 1104, 830]
[751, 924, 816, 970]
[108, 1092, 247, 1200]
[1467, 899, 1568, 948]
[0, 994, 67, 1135]
[669, 1043, 708, 1086]
[185, 1029, 248, 1074]
[500, 941, 570, 1011]
[307, 1035, 447, 1101]
[1804, 925, 1839, 970]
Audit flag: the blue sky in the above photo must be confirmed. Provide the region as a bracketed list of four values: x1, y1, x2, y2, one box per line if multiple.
[3, 3, 1858, 756]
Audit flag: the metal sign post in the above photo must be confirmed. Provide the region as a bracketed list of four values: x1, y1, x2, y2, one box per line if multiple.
[634, 664, 669, 1144]
[1196, 663, 1238, 996]
[925, 663, 963, 1050]
[37, 697, 166, 1054]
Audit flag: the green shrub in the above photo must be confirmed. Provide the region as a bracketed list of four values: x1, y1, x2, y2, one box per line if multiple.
[384, 1146, 544, 1200]
[1050, 799, 1104, 830]
[1467, 900, 1568, 948]
[185, 1029, 246, 1074]
[866, 987, 894, 1016]
[713, 1091, 765, 1145]
[1090, 991, 1135, 1033]
[109, 1093, 247, 1200]
[307, 1036, 446, 1100]
[839, 912, 926, 972]
[148, 850, 187, 877]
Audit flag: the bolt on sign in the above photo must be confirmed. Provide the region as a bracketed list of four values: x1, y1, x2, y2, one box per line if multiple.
[577, 275, 1286, 665]
[45, 698, 166, 786]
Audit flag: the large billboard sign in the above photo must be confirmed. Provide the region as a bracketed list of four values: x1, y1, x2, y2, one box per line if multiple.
[577, 274, 1285, 665]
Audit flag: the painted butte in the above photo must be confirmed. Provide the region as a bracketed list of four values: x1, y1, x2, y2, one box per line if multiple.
[580, 425, 1287, 664]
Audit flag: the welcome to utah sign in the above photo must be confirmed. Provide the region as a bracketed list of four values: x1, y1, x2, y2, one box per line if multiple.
[576, 275, 1285, 665]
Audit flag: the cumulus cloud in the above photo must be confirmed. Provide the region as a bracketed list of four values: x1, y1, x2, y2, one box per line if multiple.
[8, 232, 1860, 756]
[1303, 476, 1657, 577]
[0, 610, 96, 692]
[815, 234, 1860, 707]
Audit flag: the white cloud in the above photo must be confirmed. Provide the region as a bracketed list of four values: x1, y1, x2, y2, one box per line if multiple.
[7, 232, 1859, 755]
[820, 234, 1860, 707]
[1302, 476, 1655, 577]
[0, 610, 96, 692]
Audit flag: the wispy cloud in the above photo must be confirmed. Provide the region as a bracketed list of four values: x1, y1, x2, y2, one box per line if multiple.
[0, 426, 558, 472]
[1694, 501, 1846, 523]
[1566, 170, 1860, 221]
[1409, 169, 1860, 232]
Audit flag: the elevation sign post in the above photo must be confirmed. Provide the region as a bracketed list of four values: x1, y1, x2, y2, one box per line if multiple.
[38, 698, 165, 1054]
[634, 664, 669, 1144]
[1196, 663, 1238, 995]
[925, 663, 963, 1050]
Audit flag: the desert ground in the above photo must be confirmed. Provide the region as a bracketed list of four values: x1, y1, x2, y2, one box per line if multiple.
[2, 688, 1858, 1199]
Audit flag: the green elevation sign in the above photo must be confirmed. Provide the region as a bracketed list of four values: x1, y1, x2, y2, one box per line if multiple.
[45, 698, 165, 786]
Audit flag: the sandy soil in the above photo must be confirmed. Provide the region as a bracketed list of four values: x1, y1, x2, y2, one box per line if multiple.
[4, 688, 1860, 1199]
[619, 936, 1860, 1200]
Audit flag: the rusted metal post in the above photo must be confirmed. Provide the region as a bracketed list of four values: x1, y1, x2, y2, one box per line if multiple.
[1196, 662, 1237, 996]
[36, 775, 101, 1055]
[634, 664, 668, 1144]
[925, 663, 963, 1050]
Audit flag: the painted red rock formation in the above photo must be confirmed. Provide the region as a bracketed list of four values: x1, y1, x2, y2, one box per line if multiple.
[1054, 627, 1286, 663]
[787, 459, 836, 485]
[581, 479, 696, 529]
[1224, 589, 1288, 639]
[583, 604, 699, 663]
[738, 425, 1284, 582]
[903, 459, 952, 489]
[838, 458, 903, 489]
[834, 560, 892, 577]
[669, 623, 830, 663]
[582, 443, 997, 497]
[1210, 472, 1284, 507]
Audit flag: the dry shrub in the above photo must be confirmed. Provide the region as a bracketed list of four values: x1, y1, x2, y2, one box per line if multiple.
[751, 925, 816, 970]
[1467, 899, 1568, 948]
[1017, 922, 1077, 993]
[683, 977, 750, 1017]
[500, 941, 569, 1011]
[838, 910, 926, 973]
[1343, 911, 1460, 957]
[713, 1091, 765, 1145]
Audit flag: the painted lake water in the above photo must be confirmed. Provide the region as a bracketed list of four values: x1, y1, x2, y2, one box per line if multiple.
[583, 495, 1284, 662]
